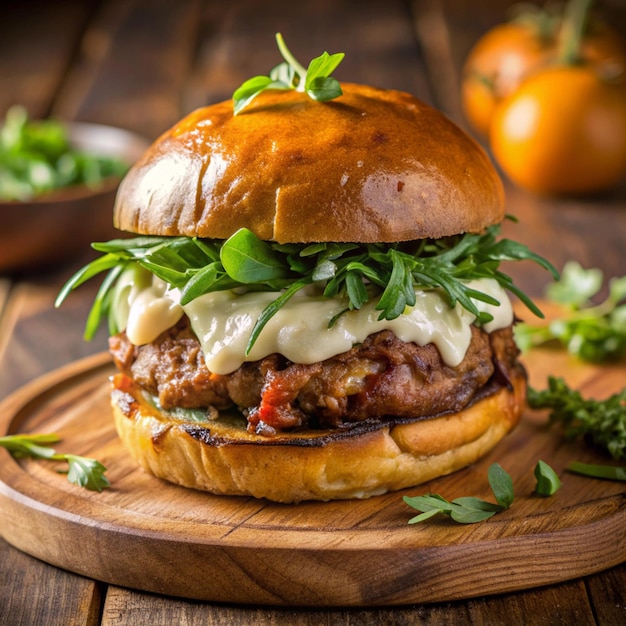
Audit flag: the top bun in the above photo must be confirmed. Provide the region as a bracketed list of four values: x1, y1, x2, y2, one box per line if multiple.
[114, 83, 504, 243]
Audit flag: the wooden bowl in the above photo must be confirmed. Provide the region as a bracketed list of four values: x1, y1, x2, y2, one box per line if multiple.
[0, 122, 151, 274]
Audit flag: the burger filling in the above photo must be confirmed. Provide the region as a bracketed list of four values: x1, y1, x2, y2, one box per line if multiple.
[108, 268, 520, 436]
[109, 320, 521, 436]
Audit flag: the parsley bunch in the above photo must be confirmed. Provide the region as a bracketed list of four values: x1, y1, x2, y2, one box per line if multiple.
[528, 376, 626, 461]
[0, 433, 110, 492]
[56, 222, 556, 354]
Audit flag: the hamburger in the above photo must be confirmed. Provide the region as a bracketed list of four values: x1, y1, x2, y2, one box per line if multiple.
[58, 42, 555, 503]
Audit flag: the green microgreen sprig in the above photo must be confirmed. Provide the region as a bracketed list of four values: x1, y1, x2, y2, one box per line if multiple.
[514, 261, 626, 362]
[0, 433, 110, 492]
[232, 33, 345, 114]
[55, 220, 557, 355]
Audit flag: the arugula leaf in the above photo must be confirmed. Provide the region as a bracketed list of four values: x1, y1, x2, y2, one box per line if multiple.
[220, 228, 290, 283]
[84, 264, 125, 341]
[534, 460, 562, 496]
[345, 270, 368, 310]
[232, 33, 344, 114]
[246, 277, 313, 355]
[566, 461, 626, 482]
[514, 261, 626, 362]
[488, 461, 515, 508]
[0, 434, 110, 492]
[528, 376, 626, 460]
[57, 222, 556, 352]
[376, 250, 413, 319]
[403, 463, 514, 525]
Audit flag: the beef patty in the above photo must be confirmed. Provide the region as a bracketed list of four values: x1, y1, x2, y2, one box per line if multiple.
[109, 317, 522, 436]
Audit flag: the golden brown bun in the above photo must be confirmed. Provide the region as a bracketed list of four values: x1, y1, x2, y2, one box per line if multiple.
[111, 370, 525, 503]
[114, 83, 504, 243]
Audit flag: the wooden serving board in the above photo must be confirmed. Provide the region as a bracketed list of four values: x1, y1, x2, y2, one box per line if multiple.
[0, 349, 624, 607]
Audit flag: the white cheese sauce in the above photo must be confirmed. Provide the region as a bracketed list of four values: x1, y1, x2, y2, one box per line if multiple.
[112, 266, 513, 375]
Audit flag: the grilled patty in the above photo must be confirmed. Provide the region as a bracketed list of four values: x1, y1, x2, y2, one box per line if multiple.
[109, 317, 522, 436]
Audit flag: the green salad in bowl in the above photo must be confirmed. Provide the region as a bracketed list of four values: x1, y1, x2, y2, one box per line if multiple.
[0, 106, 130, 202]
[0, 106, 150, 273]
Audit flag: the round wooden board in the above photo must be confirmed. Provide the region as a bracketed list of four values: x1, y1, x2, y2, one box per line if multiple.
[0, 350, 624, 606]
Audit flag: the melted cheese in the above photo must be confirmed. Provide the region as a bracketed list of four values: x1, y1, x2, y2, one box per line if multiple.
[112, 267, 184, 345]
[113, 267, 513, 375]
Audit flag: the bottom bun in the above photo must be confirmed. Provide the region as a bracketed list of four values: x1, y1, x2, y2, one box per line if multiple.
[111, 370, 526, 503]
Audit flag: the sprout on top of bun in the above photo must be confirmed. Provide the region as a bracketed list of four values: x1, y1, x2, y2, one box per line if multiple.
[57, 35, 557, 503]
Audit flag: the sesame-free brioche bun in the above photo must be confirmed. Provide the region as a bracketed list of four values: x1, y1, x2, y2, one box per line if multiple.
[111, 369, 525, 503]
[113, 83, 504, 243]
[105, 81, 523, 504]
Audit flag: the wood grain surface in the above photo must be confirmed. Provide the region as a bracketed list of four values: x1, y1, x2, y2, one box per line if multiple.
[0, 346, 624, 607]
[2, 0, 625, 623]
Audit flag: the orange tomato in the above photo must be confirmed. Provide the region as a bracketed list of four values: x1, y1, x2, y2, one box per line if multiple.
[462, 22, 552, 136]
[462, 15, 626, 136]
[489, 66, 626, 195]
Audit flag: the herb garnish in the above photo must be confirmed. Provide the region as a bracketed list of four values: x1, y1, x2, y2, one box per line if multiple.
[528, 376, 626, 461]
[514, 261, 626, 362]
[567, 461, 626, 482]
[232, 33, 345, 115]
[56, 221, 556, 354]
[0, 433, 110, 492]
[404, 463, 515, 524]
[404, 461, 562, 525]
[534, 459, 562, 496]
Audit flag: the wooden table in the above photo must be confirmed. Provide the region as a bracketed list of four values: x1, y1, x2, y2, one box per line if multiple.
[1, 0, 624, 623]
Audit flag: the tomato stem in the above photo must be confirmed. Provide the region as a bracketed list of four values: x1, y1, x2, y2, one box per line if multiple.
[558, 0, 594, 65]
[508, 3, 558, 45]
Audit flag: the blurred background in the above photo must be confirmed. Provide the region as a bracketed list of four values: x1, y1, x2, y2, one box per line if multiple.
[0, 0, 625, 278]
[2, 0, 624, 133]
